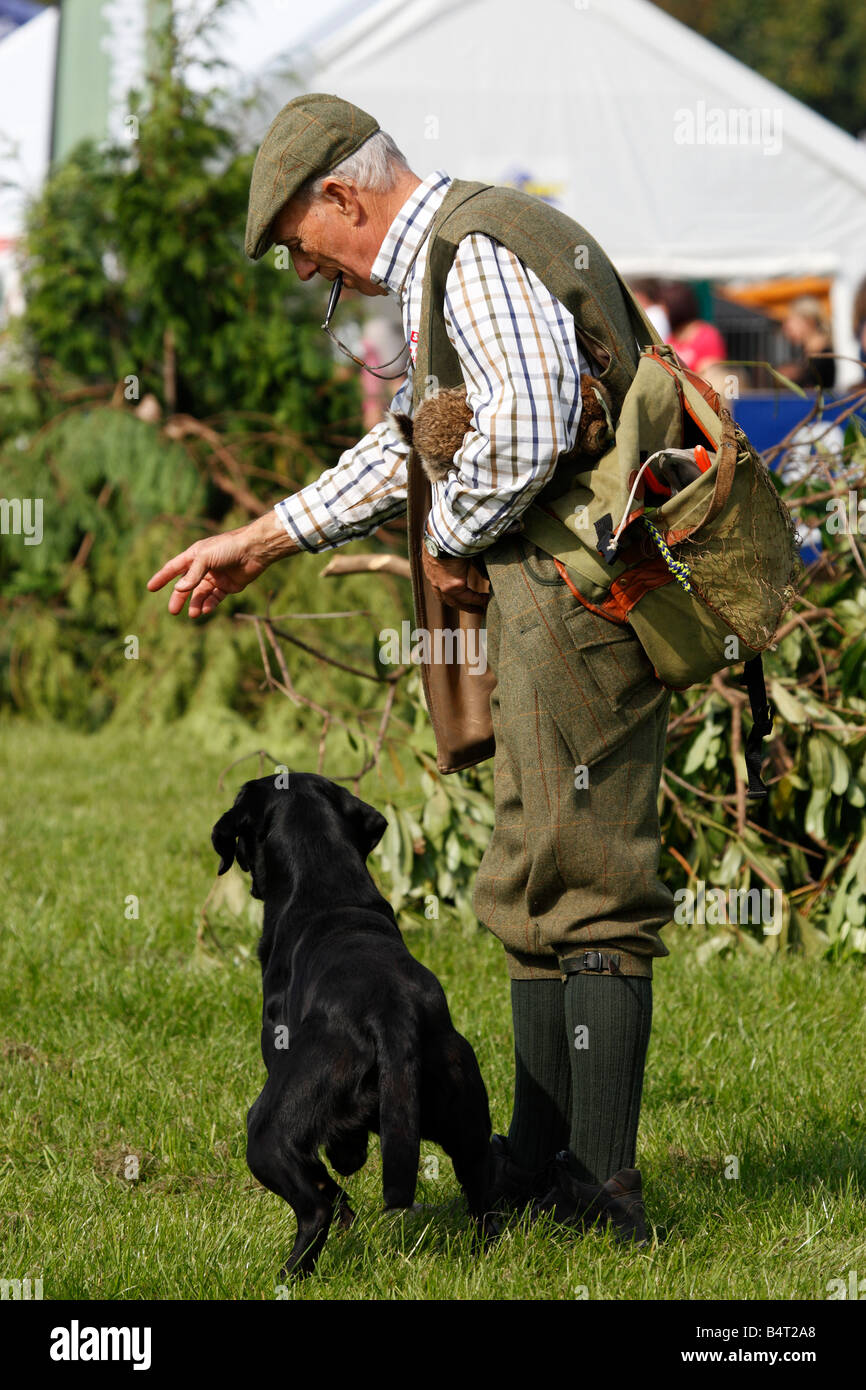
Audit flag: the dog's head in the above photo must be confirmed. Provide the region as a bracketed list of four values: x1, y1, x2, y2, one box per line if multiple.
[211, 774, 388, 900]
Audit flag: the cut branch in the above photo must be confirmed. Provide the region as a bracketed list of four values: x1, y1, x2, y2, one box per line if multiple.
[321, 553, 411, 580]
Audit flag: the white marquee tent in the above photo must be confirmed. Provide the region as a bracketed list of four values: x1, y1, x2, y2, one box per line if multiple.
[0, 5, 57, 236]
[2, 0, 866, 381]
[272, 0, 866, 385]
[0, 4, 58, 315]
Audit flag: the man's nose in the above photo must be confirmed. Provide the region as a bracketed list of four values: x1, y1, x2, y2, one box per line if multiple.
[292, 251, 319, 281]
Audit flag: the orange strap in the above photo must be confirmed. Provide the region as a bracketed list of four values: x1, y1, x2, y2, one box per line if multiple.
[554, 553, 673, 623]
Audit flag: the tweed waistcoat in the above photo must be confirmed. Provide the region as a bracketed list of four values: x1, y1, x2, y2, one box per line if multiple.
[406, 179, 643, 773]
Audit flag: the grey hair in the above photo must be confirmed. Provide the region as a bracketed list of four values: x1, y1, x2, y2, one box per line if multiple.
[298, 130, 411, 203]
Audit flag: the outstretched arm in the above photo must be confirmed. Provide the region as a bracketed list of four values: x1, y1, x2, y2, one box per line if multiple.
[148, 380, 412, 617]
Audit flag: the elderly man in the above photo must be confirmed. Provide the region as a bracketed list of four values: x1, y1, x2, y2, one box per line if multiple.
[149, 95, 673, 1244]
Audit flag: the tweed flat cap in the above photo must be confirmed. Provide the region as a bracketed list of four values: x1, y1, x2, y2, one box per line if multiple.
[244, 93, 380, 260]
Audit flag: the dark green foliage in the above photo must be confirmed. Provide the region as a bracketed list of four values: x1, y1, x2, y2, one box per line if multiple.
[10, 9, 359, 434]
[655, 423, 866, 963]
[652, 0, 866, 139]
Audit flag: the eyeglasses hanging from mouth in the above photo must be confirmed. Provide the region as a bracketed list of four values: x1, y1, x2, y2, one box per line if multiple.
[321, 273, 410, 380]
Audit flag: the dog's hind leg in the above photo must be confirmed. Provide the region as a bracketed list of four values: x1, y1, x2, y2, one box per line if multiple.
[377, 1050, 421, 1210]
[320, 1132, 366, 1230]
[320, 1151, 357, 1231]
[326, 1129, 368, 1180]
[451, 1144, 499, 1244]
[425, 1034, 496, 1238]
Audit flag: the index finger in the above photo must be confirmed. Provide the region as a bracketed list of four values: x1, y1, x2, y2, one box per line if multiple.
[147, 550, 195, 592]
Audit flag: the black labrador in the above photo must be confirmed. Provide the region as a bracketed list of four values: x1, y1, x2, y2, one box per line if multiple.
[212, 773, 493, 1277]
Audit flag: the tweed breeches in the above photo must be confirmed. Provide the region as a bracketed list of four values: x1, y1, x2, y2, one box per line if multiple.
[472, 537, 674, 981]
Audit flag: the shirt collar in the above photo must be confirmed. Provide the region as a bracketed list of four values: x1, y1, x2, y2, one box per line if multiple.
[369, 169, 452, 296]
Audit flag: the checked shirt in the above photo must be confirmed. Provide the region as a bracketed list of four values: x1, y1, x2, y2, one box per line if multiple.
[274, 169, 593, 557]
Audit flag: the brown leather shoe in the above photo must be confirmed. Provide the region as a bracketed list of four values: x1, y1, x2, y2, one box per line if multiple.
[486, 1134, 555, 1213]
[532, 1151, 650, 1246]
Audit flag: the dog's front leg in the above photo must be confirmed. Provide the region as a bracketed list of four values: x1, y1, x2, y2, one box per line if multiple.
[248, 1133, 338, 1279]
[247, 1080, 339, 1279]
[278, 1177, 336, 1280]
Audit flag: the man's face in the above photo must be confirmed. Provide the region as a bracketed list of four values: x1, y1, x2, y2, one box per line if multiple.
[271, 180, 389, 297]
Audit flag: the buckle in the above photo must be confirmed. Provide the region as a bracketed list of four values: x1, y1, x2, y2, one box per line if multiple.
[560, 950, 622, 977]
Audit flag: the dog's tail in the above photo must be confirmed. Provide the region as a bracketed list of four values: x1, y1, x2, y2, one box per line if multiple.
[375, 1039, 421, 1211]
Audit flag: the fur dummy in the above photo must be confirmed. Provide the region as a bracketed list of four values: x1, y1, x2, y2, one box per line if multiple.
[391, 376, 614, 487]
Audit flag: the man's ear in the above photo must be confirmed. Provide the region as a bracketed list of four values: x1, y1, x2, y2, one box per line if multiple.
[333, 785, 388, 858]
[319, 176, 362, 224]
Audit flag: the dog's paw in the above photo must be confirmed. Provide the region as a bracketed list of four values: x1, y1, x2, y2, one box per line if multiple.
[336, 1199, 356, 1231]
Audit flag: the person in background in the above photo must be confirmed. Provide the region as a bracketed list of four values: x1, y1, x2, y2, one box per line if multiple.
[780, 296, 835, 391]
[630, 278, 670, 341]
[360, 307, 408, 431]
[660, 281, 727, 394]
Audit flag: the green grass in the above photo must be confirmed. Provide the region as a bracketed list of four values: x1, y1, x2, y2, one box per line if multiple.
[1, 718, 864, 1301]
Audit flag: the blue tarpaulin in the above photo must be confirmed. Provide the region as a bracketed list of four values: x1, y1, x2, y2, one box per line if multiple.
[733, 393, 866, 458]
[733, 392, 866, 564]
[0, 0, 41, 43]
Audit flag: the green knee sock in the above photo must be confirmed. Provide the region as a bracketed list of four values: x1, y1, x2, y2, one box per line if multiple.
[563, 974, 653, 1184]
[506, 979, 571, 1172]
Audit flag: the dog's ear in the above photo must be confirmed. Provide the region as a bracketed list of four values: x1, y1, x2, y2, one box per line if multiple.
[332, 785, 388, 858]
[356, 801, 388, 856]
[212, 806, 250, 875]
[212, 782, 267, 874]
